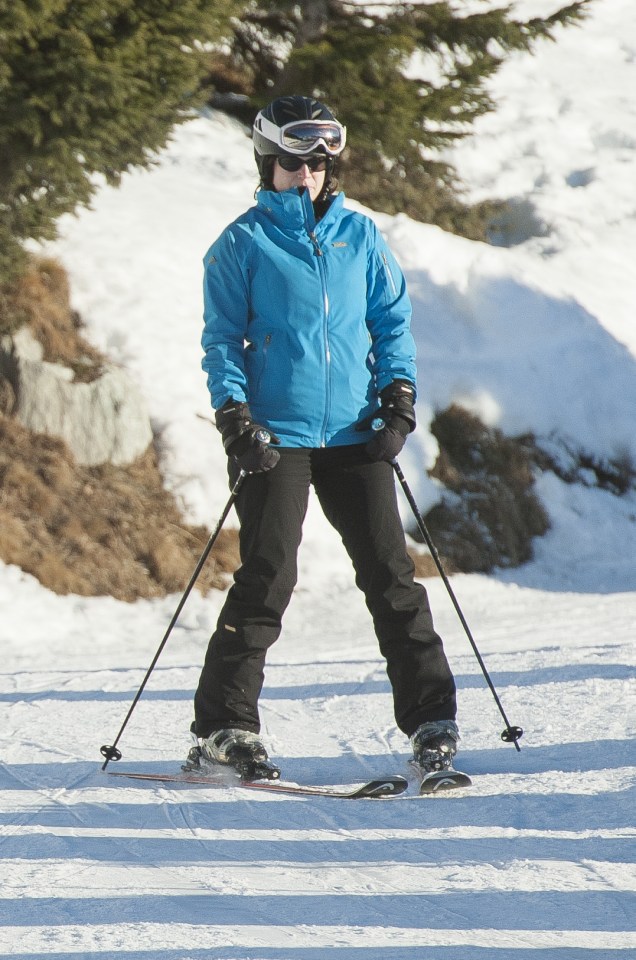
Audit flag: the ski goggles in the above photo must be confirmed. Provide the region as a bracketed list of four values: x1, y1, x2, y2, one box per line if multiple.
[255, 113, 346, 156]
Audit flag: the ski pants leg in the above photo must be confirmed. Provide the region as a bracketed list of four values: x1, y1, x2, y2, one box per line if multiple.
[193, 450, 311, 737]
[312, 446, 457, 736]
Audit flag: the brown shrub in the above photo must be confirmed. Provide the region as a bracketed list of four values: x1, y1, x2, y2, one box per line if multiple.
[419, 405, 550, 573]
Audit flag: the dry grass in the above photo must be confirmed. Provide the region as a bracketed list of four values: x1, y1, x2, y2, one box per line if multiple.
[407, 545, 444, 579]
[0, 414, 239, 600]
[0, 257, 103, 380]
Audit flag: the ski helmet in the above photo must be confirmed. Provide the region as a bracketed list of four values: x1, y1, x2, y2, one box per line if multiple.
[252, 95, 346, 195]
[253, 96, 346, 159]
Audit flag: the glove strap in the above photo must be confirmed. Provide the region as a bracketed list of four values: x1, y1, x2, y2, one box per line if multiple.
[215, 400, 254, 453]
[380, 380, 416, 433]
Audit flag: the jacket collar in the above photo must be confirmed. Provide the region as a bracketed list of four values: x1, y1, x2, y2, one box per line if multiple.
[256, 188, 344, 234]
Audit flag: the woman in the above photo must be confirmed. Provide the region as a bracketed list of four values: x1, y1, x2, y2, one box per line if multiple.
[189, 95, 460, 780]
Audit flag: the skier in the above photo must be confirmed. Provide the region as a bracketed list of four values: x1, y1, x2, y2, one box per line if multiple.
[189, 95, 460, 781]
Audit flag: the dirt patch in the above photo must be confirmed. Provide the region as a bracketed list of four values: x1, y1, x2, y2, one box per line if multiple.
[0, 414, 239, 600]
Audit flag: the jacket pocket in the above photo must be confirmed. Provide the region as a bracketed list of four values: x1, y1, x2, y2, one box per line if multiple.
[248, 333, 272, 396]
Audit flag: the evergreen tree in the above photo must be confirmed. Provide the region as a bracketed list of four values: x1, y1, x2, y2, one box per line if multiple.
[0, 0, 237, 282]
[206, 0, 590, 237]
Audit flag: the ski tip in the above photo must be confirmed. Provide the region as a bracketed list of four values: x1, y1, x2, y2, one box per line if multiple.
[352, 776, 409, 799]
[418, 769, 472, 795]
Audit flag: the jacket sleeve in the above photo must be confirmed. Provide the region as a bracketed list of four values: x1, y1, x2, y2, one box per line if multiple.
[365, 221, 417, 395]
[201, 227, 251, 409]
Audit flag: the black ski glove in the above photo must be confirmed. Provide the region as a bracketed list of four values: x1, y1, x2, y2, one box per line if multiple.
[215, 400, 281, 473]
[364, 380, 416, 463]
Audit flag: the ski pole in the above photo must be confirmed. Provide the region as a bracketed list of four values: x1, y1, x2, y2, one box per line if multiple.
[391, 459, 523, 751]
[100, 469, 247, 769]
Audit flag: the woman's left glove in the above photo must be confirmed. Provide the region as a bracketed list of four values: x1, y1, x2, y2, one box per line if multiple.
[365, 380, 416, 462]
[215, 400, 281, 473]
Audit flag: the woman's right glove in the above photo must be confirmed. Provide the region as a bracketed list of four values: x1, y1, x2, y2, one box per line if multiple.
[215, 400, 281, 473]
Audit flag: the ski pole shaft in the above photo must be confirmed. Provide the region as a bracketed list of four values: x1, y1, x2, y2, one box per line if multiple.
[391, 459, 522, 751]
[100, 470, 247, 769]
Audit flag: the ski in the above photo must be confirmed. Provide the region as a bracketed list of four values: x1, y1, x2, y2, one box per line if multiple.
[411, 762, 472, 795]
[106, 769, 409, 799]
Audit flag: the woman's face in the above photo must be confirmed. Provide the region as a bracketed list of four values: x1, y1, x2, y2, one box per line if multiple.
[272, 156, 326, 201]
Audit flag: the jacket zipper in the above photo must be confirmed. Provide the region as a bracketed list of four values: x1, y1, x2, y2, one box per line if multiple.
[258, 333, 272, 392]
[309, 229, 331, 446]
[382, 251, 398, 298]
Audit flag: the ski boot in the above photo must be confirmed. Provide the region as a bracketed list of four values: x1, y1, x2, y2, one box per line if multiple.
[411, 720, 460, 772]
[410, 720, 471, 793]
[184, 728, 281, 781]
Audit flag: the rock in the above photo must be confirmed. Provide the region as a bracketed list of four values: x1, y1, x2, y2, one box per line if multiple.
[0, 327, 152, 466]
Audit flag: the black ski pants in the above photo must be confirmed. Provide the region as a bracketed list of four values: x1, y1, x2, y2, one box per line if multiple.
[194, 445, 457, 739]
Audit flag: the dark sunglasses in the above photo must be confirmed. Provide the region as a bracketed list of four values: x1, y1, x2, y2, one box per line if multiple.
[276, 154, 327, 172]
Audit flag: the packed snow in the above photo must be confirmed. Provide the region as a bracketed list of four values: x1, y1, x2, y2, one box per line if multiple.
[1, 0, 635, 956]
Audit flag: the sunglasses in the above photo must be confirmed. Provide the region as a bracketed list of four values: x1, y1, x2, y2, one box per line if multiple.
[276, 154, 327, 172]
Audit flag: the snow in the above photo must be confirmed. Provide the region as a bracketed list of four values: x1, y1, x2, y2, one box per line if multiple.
[2, 0, 635, 956]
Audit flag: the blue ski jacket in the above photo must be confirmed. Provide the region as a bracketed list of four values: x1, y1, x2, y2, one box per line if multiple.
[201, 187, 417, 447]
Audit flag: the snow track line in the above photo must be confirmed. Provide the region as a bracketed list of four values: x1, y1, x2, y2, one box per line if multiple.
[0, 923, 634, 953]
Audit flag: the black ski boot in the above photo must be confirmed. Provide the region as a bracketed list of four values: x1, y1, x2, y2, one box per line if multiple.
[410, 720, 460, 773]
[184, 728, 280, 781]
